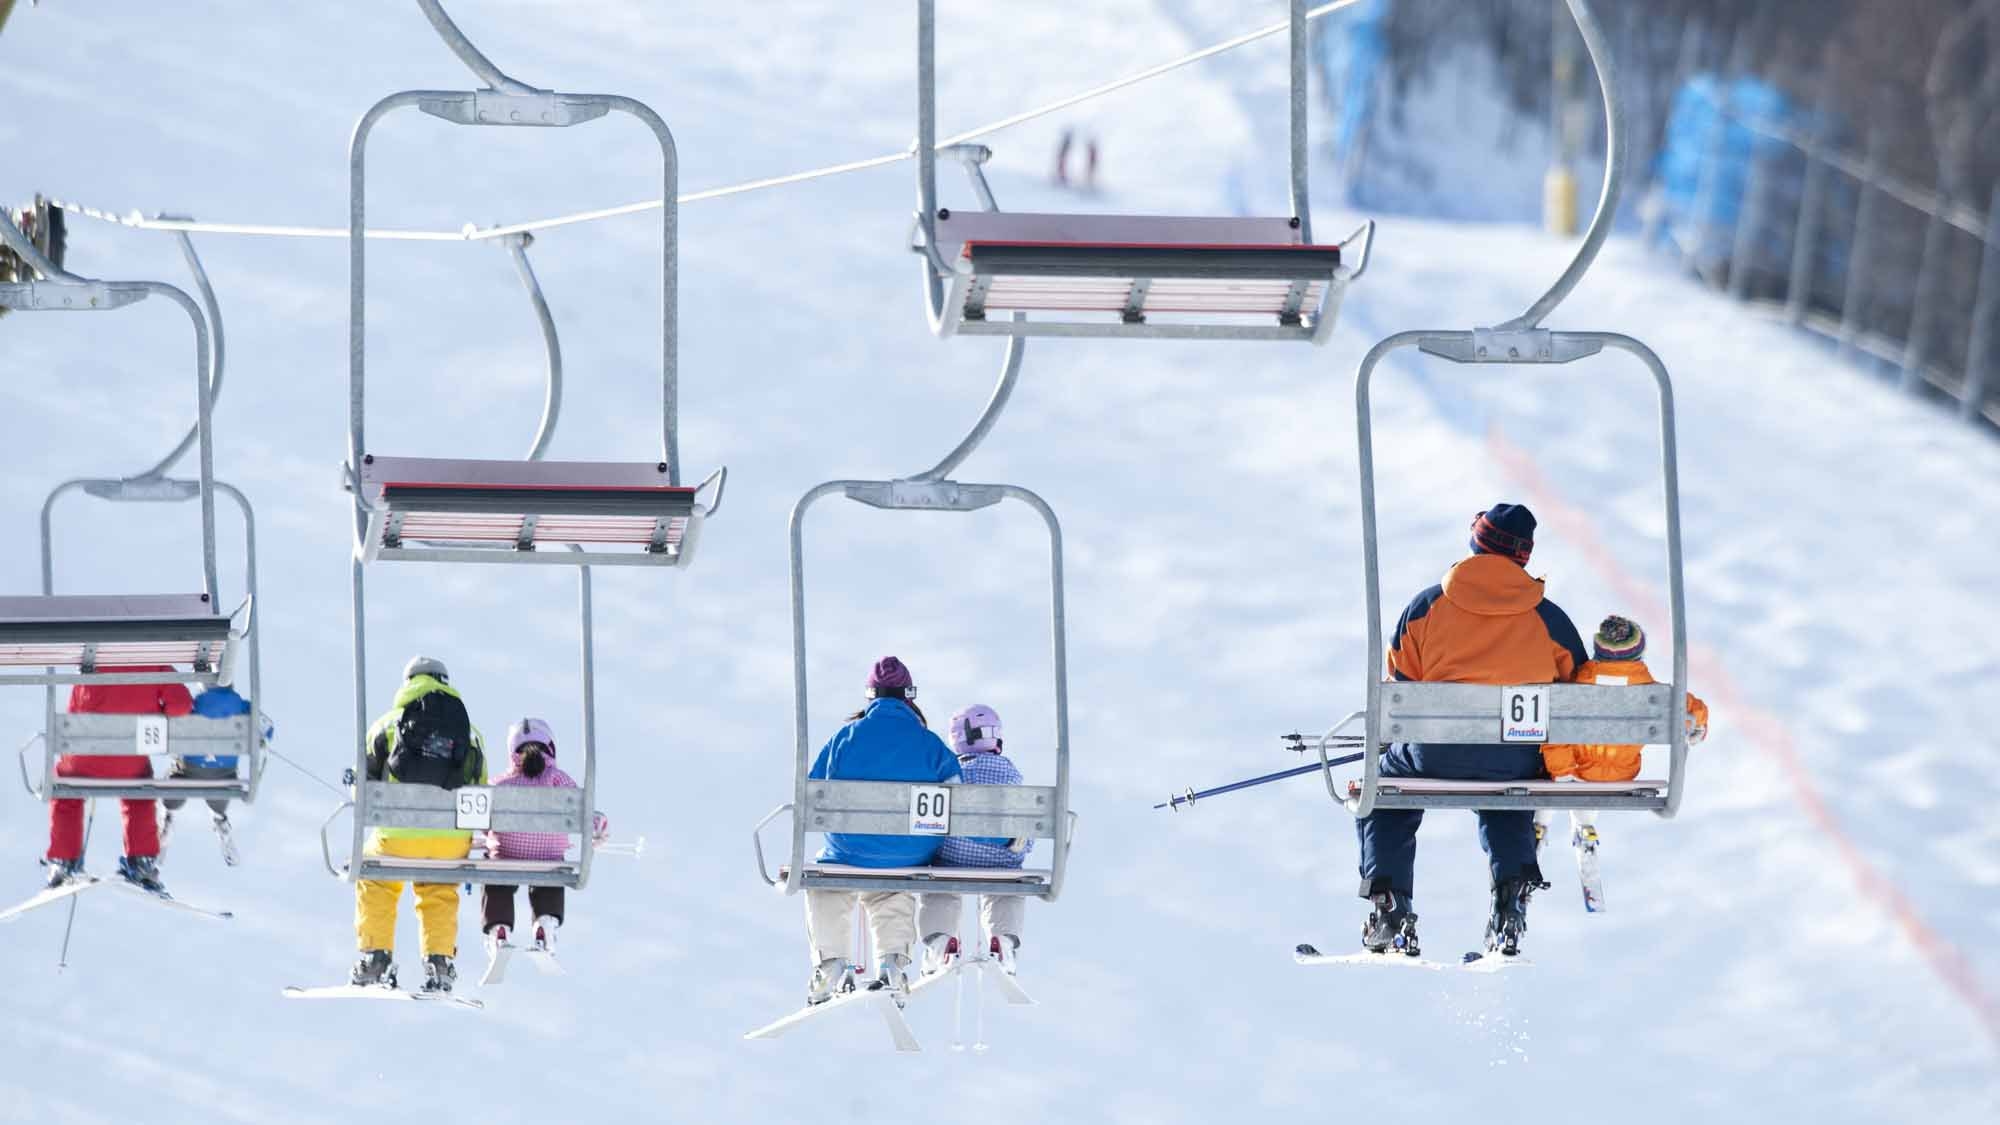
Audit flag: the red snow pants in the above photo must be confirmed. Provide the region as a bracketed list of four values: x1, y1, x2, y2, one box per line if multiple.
[47, 755, 160, 861]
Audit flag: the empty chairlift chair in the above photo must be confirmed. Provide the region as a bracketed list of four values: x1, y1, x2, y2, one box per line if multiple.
[911, 0, 1373, 342]
[329, 0, 724, 890]
[1324, 0, 1694, 821]
[0, 213, 260, 806]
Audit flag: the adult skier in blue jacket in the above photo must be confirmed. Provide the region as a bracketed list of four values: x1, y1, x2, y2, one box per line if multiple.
[803, 656, 960, 1005]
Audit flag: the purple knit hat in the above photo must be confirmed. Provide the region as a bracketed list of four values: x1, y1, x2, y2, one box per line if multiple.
[1469, 503, 1536, 565]
[866, 656, 914, 697]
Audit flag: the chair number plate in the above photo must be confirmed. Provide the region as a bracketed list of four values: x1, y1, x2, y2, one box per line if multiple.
[909, 786, 951, 835]
[1501, 686, 1550, 742]
[136, 716, 169, 754]
[455, 786, 494, 830]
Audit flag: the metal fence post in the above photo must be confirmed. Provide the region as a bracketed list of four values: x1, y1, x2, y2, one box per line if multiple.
[1901, 195, 1953, 393]
[1729, 131, 1770, 301]
[1839, 131, 1884, 360]
[1785, 86, 1834, 326]
[1962, 184, 2000, 425]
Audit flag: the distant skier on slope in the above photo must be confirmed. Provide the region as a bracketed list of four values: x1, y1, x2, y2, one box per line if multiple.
[1534, 614, 1710, 900]
[478, 717, 607, 966]
[1356, 503, 1586, 958]
[917, 704, 1031, 977]
[350, 656, 486, 995]
[42, 667, 191, 895]
[802, 656, 961, 1006]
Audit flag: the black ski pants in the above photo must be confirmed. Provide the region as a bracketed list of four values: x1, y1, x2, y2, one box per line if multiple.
[481, 884, 565, 934]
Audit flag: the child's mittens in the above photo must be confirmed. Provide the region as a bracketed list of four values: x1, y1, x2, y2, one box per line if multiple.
[591, 811, 610, 845]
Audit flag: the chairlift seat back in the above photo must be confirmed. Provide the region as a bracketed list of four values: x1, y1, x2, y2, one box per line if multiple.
[356, 455, 701, 566]
[934, 211, 1349, 341]
[0, 594, 235, 685]
[354, 780, 589, 887]
[792, 778, 1060, 897]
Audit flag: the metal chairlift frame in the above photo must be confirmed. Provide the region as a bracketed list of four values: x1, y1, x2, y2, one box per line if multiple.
[910, 0, 1374, 342]
[1330, 0, 1692, 820]
[18, 227, 267, 806]
[332, 0, 726, 890]
[0, 216, 253, 689]
[752, 320, 1076, 901]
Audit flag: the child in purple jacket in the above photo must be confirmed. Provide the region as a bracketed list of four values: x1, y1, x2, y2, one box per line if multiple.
[481, 718, 606, 959]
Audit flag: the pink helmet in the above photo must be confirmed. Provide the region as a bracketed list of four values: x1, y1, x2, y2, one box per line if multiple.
[508, 717, 557, 757]
[950, 704, 1002, 755]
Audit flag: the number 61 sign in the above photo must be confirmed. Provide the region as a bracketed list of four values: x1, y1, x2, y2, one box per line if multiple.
[1501, 685, 1550, 743]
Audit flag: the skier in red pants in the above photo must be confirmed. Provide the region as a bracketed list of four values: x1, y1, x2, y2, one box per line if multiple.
[44, 665, 191, 893]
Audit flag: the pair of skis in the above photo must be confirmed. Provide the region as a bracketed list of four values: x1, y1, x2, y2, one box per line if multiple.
[282, 982, 485, 1010]
[479, 937, 565, 986]
[1539, 814, 1606, 913]
[744, 955, 1033, 1052]
[0, 874, 234, 925]
[1293, 943, 1533, 973]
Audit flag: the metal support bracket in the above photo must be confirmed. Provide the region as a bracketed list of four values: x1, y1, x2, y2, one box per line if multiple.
[843, 480, 1007, 512]
[1419, 328, 1606, 365]
[417, 91, 609, 128]
[0, 280, 145, 312]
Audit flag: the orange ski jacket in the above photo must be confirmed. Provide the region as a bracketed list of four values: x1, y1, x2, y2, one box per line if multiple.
[1386, 554, 1588, 687]
[1541, 658, 1710, 780]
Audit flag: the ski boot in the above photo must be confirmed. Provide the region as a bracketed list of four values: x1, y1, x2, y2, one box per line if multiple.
[990, 934, 1019, 977]
[43, 857, 84, 889]
[1361, 890, 1420, 956]
[350, 949, 395, 988]
[1572, 822, 1601, 854]
[421, 953, 457, 994]
[807, 957, 854, 1006]
[532, 914, 559, 954]
[920, 932, 960, 976]
[870, 952, 913, 1005]
[117, 854, 166, 895]
[485, 924, 512, 960]
[213, 814, 240, 867]
[1484, 875, 1549, 957]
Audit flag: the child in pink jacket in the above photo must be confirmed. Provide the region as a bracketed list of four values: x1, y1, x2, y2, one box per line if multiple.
[480, 718, 606, 958]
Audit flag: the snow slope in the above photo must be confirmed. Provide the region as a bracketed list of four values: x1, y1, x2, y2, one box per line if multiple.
[1, 3, 1995, 1123]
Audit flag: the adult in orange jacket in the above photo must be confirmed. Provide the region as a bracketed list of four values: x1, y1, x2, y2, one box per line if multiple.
[1357, 503, 1587, 958]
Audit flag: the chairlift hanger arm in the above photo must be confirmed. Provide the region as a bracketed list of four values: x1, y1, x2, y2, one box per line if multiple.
[415, 0, 539, 95]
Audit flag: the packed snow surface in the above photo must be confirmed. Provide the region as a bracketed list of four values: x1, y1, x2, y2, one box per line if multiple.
[2, 3, 1996, 1123]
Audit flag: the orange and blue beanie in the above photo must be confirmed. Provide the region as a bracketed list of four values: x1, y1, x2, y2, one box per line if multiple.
[1593, 615, 1646, 662]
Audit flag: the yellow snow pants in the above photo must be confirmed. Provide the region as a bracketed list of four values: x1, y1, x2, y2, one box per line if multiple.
[354, 834, 470, 957]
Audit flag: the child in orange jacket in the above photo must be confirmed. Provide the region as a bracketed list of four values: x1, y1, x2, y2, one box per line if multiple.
[1543, 614, 1708, 783]
[1538, 615, 1709, 891]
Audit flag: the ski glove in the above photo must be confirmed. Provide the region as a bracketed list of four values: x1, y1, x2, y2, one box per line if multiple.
[591, 811, 610, 845]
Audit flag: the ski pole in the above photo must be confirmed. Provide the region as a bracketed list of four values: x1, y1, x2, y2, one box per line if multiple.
[1155, 751, 1365, 811]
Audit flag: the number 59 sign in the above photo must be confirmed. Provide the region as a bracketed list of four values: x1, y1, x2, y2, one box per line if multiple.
[455, 786, 494, 830]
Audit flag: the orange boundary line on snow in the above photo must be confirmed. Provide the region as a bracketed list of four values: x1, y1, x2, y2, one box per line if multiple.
[1484, 425, 2000, 1049]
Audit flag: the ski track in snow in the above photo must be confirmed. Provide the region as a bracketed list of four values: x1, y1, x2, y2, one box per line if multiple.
[2, 2, 1998, 1123]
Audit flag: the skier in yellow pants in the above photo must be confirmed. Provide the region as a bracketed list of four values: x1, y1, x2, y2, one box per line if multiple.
[351, 656, 487, 995]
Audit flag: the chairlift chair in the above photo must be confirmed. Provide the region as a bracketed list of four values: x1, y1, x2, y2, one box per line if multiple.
[21, 477, 266, 805]
[1326, 0, 1693, 821]
[752, 478, 1076, 901]
[911, 0, 1374, 342]
[331, 0, 727, 889]
[0, 213, 258, 808]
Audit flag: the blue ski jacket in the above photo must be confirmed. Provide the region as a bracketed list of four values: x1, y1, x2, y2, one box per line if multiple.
[182, 685, 251, 769]
[808, 699, 961, 868]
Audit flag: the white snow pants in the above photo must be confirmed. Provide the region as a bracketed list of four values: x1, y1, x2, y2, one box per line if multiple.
[804, 889, 915, 967]
[917, 892, 1026, 947]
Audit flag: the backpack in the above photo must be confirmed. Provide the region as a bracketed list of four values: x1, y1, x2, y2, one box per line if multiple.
[387, 690, 473, 789]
